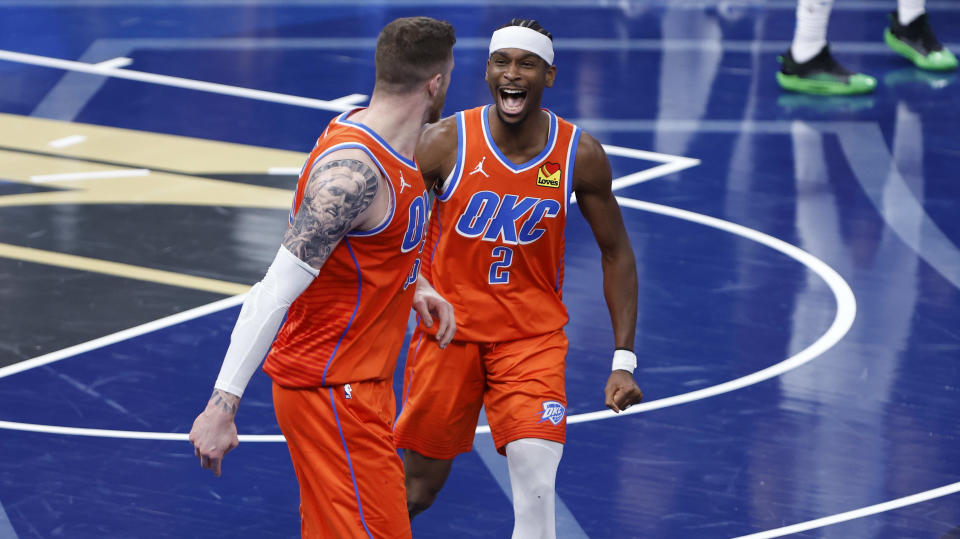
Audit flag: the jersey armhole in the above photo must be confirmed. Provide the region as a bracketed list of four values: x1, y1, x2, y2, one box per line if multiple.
[436, 111, 466, 202]
[564, 125, 581, 215]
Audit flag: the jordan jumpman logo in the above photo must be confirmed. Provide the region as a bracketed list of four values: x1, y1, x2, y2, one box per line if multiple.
[399, 171, 412, 193]
[470, 156, 489, 178]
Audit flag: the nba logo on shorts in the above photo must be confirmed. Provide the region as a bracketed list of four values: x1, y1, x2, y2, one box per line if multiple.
[538, 401, 566, 425]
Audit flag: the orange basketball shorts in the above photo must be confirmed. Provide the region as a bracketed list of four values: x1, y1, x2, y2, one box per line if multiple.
[273, 379, 411, 539]
[393, 328, 567, 458]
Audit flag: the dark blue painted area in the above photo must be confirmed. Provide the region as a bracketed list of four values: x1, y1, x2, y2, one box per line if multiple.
[563, 202, 823, 416]
[1, 1, 960, 538]
[0, 180, 61, 196]
[0, 430, 299, 539]
[0, 306, 283, 434]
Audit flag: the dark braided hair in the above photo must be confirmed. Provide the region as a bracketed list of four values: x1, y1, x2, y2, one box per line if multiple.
[497, 18, 553, 41]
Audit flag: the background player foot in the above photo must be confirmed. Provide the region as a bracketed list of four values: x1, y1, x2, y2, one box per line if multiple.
[776, 45, 877, 95]
[884, 12, 958, 71]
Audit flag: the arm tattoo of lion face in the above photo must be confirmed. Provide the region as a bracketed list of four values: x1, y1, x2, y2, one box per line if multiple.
[282, 159, 380, 268]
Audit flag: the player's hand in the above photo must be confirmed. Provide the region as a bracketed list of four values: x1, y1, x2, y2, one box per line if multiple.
[189, 389, 240, 477]
[412, 277, 456, 348]
[604, 370, 643, 413]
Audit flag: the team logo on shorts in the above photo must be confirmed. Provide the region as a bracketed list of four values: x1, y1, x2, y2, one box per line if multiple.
[538, 400, 566, 425]
[536, 162, 562, 188]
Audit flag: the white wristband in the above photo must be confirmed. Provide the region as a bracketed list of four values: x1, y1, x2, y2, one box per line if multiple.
[612, 349, 637, 373]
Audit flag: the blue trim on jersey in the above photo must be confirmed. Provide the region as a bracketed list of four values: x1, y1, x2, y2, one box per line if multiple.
[437, 111, 466, 202]
[328, 387, 375, 539]
[565, 125, 581, 214]
[321, 240, 362, 386]
[481, 104, 558, 172]
[335, 111, 418, 169]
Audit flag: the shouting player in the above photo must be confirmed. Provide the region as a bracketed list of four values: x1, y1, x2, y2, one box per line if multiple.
[394, 19, 644, 538]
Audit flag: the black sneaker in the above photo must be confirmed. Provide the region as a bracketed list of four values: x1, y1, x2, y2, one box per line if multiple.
[885, 11, 958, 71]
[776, 45, 877, 95]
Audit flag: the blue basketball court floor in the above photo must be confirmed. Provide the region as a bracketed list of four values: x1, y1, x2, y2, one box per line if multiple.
[0, 1, 958, 537]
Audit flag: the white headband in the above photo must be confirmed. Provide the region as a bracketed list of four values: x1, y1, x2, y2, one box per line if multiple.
[488, 26, 554, 66]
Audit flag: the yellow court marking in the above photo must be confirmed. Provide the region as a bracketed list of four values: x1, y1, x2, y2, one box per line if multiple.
[0, 148, 294, 208]
[0, 113, 309, 292]
[0, 242, 251, 296]
[0, 112, 305, 174]
[0, 112, 303, 208]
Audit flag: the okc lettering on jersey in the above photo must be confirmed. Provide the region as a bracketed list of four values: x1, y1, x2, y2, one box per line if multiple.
[454, 191, 561, 245]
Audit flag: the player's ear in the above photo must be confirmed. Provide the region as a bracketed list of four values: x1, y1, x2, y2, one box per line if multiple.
[427, 72, 443, 97]
[545, 64, 556, 88]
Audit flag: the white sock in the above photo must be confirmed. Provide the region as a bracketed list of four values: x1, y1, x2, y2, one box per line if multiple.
[898, 0, 925, 26]
[791, 0, 834, 64]
[506, 438, 563, 539]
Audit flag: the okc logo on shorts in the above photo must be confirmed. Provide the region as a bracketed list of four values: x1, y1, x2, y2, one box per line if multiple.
[537, 401, 566, 426]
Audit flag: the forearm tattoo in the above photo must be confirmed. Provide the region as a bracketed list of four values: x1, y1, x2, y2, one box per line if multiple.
[209, 389, 239, 415]
[282, 159, 380, 268]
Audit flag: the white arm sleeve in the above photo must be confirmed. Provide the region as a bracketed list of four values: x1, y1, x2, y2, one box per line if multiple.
[213, 246, 319, 397]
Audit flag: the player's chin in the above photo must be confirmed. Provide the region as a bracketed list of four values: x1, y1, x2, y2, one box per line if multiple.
[495, 104, 529, 125]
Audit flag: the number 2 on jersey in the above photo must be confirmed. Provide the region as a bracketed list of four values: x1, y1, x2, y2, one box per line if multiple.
[488, 246, 514, 285]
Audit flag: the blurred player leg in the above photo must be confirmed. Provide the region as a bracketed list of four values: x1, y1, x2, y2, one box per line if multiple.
[885, 0, 957, 71]
[777, 0, 877, 95]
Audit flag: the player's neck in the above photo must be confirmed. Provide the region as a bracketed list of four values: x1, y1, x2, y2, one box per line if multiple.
[351, 92, 430, 160]
[488, 106, 550, 158]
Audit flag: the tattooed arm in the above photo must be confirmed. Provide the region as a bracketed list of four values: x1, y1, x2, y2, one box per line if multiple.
[282, 151, 386, 270]
[189, 150, 386, 477]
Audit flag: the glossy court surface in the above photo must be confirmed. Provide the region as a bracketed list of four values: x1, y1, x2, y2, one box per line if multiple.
[0, 1, 958, 537]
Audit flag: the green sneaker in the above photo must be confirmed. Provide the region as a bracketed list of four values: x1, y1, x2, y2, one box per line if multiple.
[885, 11, 958, 71]
[776, 45, 877, 95]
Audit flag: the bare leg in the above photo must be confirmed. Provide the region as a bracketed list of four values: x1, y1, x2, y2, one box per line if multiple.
[403, 449, 454, 519]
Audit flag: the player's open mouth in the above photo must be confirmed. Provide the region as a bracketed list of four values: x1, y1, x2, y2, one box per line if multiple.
[499, 87, 527, 115]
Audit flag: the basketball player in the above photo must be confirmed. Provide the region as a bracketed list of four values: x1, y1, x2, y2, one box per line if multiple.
[778, 0, 956, 95]
[188, 17, 456, 539]
[393, 19, 644, 538]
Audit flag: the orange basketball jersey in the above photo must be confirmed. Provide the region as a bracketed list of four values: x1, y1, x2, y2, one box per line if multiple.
[264, 110, 428, 388]
[422, 105, 580, 342]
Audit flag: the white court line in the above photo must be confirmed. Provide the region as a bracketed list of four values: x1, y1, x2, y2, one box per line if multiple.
[0, 419, 283, 443]
[30, 168, 150, 183]
[326, 93, 368, 106]
[602, 144, 689, 162]
[0, 49, 355, 113]
[731, 481, 960, 538]
[0, 195, 852, 441]
[268, 167, 301, 175]
[94, 56, 132, 69]
[0, 0, 958, 10]
[599, 144, 701, 189]
[611, 158, 701, 189]
[478, 196, 857, 432]
[0, 295, 244, 379]
[47, 134, 87, 148]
